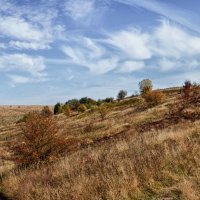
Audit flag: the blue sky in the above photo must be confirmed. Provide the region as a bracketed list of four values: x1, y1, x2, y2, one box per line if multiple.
[0, 0, 200, 104]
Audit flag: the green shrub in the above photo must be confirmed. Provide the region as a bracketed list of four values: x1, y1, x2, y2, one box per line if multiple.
[54, 103, 62, 115]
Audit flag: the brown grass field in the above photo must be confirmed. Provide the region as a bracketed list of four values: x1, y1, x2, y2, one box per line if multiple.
[0, 89, 199, 200]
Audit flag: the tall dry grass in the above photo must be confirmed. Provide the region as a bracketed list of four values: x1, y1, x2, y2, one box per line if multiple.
[1, 121, 200, 200]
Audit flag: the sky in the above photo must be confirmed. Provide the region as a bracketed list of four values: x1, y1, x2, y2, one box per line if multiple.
[0, 0, 200, 105]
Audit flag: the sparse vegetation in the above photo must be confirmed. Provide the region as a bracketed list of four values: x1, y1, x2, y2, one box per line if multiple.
[0, 81, 199, 200]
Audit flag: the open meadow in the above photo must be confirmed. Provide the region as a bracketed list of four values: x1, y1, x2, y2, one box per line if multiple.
[0, 85, 199, 200]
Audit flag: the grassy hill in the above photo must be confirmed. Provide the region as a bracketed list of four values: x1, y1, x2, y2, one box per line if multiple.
[0, 87, 199, 200]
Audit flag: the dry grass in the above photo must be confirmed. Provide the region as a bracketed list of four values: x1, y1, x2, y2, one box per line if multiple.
[0, 91, 199, 200]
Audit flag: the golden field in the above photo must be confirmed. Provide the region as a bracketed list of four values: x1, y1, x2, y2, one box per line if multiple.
[0, 89, 199, 200]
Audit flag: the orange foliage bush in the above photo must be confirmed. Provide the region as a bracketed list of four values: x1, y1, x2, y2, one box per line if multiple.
[143, 90, 165, 107]
[4, 112, 75, 167]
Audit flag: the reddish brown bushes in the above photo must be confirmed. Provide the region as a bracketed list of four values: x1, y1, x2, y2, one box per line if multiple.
[4, 112, 72, 167]
[143, 90, 165, 107]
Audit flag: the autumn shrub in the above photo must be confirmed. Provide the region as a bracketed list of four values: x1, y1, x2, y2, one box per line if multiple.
[98, 105, 108, 120]
[67, 99, 80, 111]
[4, 112, 72, 167]
[41, 106, 53, 117]
[139, 79, 153, 94]
[143, 90, 165, 107]
[78, 104, 87, 113]
[181, 81, 200, 105]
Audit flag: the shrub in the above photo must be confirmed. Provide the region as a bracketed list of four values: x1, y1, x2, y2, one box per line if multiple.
[143, 91, 165, 107]
[139, 79, 153, 94]
[98, 105, 108, 120]
[79, 97, 97, 108]
[103, 97, 114, 103]
[5, 112, 70, 167]
[61, 104, 71, 116]
[41, 106, 53, 117]
[117, 90, 127, 100]
[67, 99, 80, 111]
[182, 80, 192, 100]
[54, 103, 62, 115]
[79, 97, 88, 104]
[78, 104, 87, 113]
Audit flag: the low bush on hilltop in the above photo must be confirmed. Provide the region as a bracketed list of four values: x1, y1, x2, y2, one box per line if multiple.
[143, 90, 165, 107]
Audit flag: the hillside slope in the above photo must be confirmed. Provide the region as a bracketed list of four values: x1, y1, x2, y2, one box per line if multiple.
[0, 89, 199, 200]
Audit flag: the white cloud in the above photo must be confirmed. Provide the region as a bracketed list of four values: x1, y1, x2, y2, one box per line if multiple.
[61, 37, 118, 74]
[64, 0, 95, 20]
[0, 0, 65, 49]
[106, 28, 152, 60]
[0, 16, 51, 42]
[153, 20, 200, 58]
[0, 54, 46, 77]
[61, 20, 200, 74]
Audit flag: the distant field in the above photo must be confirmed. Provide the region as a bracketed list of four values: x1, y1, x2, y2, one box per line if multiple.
[0, 106, 53, 126]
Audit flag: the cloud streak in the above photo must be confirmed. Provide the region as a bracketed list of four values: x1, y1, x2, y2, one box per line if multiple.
[114, 0, 200, 33]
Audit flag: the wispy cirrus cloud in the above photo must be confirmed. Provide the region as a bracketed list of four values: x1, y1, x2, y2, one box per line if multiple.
[114, 0, 200, 33]
[61, 20, 200, 74]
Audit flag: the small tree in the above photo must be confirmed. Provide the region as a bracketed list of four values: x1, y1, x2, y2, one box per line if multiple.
[139, 79, 153, 94]
[117, 90, 127, 100]
[54, 102, 61, 115]
[4, 112, 71, 167]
